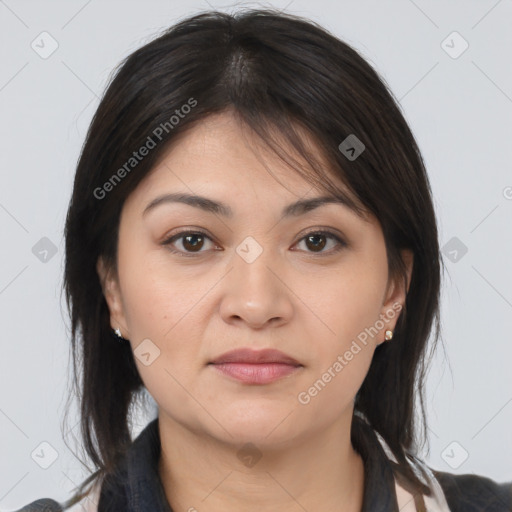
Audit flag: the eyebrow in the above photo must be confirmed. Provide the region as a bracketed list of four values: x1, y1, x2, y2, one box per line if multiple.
[142, 192, 363, 220]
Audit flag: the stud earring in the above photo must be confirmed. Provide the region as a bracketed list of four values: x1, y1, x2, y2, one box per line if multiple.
[113, 327, 126, 341]
[385, 330, 393, 341]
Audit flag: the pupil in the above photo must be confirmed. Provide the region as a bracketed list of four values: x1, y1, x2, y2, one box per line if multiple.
[307, 234, 326, 251]
[184, 234, 203, 251]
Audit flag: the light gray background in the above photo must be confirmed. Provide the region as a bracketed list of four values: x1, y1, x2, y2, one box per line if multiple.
[1, 0, 511, 508]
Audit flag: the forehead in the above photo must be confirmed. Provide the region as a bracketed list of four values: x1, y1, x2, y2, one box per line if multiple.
[126, 110, 369, 221]
[150, 112, 314, 186]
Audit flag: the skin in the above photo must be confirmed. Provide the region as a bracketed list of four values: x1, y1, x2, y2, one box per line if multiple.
[97, 111, 413, 512]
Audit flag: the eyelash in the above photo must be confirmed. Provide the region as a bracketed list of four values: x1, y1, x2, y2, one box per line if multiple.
[161, 228, 347, 257]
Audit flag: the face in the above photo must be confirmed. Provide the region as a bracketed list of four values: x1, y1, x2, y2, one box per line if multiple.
[97, 111, 412, 448]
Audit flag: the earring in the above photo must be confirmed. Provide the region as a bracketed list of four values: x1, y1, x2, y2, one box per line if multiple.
[385, 330, 393, 341]
[113, 327, 125, 341]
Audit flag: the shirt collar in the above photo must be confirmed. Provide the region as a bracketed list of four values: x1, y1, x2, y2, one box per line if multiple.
[99, 415, 400, 512]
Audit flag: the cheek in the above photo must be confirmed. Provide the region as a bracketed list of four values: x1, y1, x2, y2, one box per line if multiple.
[116, 243, 217, 381]
[301, 256, 387, 347]
[294, 254, 387, 401]
[116, 247, 209, 408]
[294, 275, 382, 421]
[117, 237, 196, 338]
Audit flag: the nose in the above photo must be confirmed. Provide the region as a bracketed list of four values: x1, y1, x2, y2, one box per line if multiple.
[219, 241, 294, 329]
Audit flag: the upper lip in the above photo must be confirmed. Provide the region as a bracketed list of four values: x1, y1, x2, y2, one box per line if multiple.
[209, 348, 302, 366]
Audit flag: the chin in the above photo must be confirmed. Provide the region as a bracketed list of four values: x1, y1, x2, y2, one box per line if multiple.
[210, 403, 305, 445]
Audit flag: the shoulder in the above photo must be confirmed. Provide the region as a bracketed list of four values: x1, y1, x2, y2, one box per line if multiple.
[65, 481, 100, 512]
[12, 480, 101, 512]
[432, 469, 512, 512]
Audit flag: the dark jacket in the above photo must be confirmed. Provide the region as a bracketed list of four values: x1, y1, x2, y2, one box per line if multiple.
[13, 416, 512, 511]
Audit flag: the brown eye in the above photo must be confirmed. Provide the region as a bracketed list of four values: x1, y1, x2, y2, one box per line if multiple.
[304, 233, 327, 252]
[295, 230, 347, 255]
[181, 233, 205, 252]
[162, 230, 216, 256]
[162, 228, 346, 257]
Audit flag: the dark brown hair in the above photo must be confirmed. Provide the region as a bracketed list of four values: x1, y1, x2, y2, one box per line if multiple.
[62, 7, 444, 507]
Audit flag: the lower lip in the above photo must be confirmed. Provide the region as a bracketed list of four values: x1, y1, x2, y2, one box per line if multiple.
[209, 363, 302, 384]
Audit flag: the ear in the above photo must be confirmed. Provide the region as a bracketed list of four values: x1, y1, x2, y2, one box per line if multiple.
[96, 256, 130, 337]
[377, 248, 414, 345]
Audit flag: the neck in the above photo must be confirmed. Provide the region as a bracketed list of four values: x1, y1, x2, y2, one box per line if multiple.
[157, 412, 365, 512]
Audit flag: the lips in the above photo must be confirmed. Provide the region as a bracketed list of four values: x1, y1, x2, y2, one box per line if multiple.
[208, 348, 303, 385]
[209, 348, 302, 366]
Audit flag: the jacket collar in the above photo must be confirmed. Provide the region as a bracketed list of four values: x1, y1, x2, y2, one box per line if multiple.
[98, 415, 400, 512]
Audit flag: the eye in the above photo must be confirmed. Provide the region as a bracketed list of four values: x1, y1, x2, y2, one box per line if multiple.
[161, 229, 217, 257]
[293, 229, 347, 255]
[161, 228, 347, 257]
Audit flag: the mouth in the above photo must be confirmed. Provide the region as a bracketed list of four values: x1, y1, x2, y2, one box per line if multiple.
[208, 348, 303, 385]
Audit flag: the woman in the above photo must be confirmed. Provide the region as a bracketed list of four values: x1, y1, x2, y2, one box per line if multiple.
[16, 8, 511, 512]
